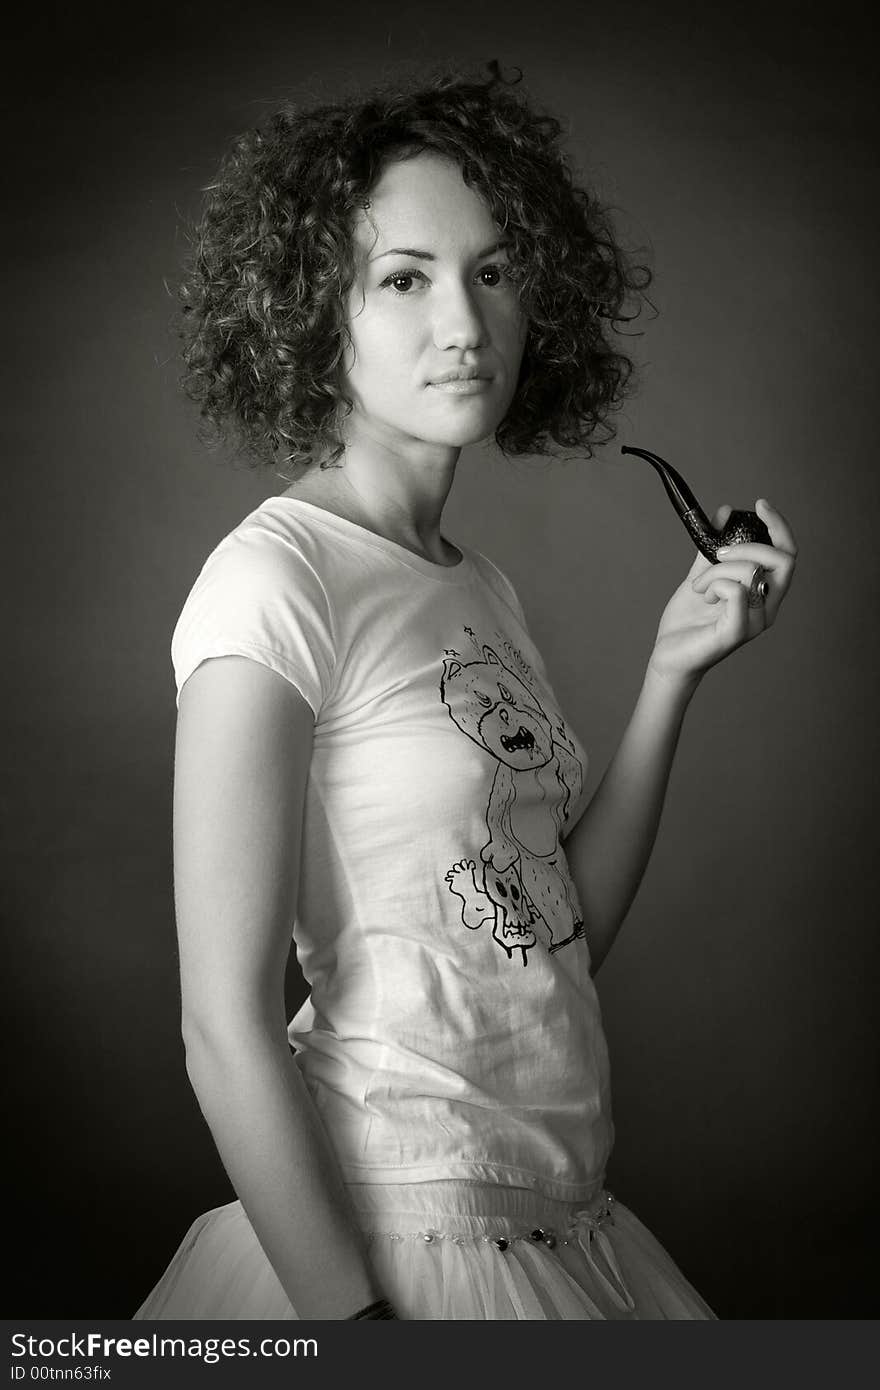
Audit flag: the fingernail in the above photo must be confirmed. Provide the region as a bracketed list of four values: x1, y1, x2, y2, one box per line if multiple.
[716, 546, 730, 556]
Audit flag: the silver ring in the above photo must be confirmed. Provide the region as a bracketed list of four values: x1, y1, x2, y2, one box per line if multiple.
[747, 563, 769, 607]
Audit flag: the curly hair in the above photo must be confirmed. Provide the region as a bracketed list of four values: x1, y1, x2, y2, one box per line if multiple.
[178, 64, 653, 468]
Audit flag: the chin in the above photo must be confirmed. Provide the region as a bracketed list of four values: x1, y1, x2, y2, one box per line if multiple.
[418, 410, 507, 450]
[423, 427, 498, 449]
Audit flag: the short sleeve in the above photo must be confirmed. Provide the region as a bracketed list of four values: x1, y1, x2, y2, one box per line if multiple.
[472, 550, 529, 628]
[171, 521, 336, 715]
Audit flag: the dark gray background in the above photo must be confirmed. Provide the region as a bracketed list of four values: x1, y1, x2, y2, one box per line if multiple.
[6, 0, 877, 1317]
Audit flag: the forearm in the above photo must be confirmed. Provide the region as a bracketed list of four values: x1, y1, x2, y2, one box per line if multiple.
[564, 665, 698, 973]
[183, 1016, 382, 1319]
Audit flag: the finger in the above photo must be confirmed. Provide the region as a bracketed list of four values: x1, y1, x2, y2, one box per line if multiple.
[701, 577, 753, 638]
[711, 503, 732, 530]
[702, 576, 747, 603]
[704, 572, 771, 639]
[697, 565, 780, 623]
[692, 558, 784, 593]
[700, 572, 756, 636]
[684, 552, 715, 583]
[713, 541, 791, 568]
[754, 498, 798, 556]
[693, 560, 751, 592]
[708, 544, 795, 599]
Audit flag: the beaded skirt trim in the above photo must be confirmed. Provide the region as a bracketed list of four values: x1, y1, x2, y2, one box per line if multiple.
[364, 1191, 617, 1252]
[350, 1182, 636, 1313]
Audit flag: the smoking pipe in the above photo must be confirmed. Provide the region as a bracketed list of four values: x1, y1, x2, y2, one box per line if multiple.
[620, 445, 772, 563]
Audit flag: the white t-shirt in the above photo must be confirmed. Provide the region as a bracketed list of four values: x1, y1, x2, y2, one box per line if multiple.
[172, 497, 614, 1201]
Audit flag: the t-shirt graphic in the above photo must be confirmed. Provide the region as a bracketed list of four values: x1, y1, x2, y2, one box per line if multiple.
[441, 629, 587, 966]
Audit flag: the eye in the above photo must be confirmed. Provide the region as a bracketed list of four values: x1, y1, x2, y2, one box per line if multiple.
[477, 692, 493, 707]
[498, 684, 513, 702]
[476, 264, 508, 288]
[380, 269, 428, 296]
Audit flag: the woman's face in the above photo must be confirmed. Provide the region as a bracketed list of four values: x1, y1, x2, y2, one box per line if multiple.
[342, 152, 527, 453]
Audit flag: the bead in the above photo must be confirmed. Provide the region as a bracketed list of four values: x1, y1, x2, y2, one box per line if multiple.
[387, 1217, 587, 1250]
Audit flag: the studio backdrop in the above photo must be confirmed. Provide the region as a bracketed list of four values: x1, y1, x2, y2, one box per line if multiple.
[5, 0, 877, 1317]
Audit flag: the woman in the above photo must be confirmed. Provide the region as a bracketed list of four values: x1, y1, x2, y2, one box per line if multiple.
[135, 68, 796, 1321]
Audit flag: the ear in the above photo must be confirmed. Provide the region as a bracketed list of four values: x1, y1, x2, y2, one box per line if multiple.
[442, 658, 462, 681]
[483, 646, 502, 666]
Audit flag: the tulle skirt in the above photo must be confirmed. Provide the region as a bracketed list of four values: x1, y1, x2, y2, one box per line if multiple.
[134, 1180, 715, 1321]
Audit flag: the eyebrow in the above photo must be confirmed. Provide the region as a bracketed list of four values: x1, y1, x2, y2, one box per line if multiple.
[370, 240, 509, 263]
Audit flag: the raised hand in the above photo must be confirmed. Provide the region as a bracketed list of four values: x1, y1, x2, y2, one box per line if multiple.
[647, 498, 797, 689]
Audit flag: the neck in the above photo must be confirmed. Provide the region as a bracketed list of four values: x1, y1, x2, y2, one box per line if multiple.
[282, 420, 463, 566]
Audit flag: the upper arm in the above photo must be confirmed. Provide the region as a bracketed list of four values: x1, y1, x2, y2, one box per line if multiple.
[173, 654, 315, 1040]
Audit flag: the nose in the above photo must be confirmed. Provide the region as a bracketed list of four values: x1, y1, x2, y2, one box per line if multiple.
[432, 282, 486, 352]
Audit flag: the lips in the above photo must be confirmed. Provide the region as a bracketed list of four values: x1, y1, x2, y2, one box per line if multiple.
[428, 368, 490, 384]
[500, 726, 535, 753]
[429, 379, 491, 396]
